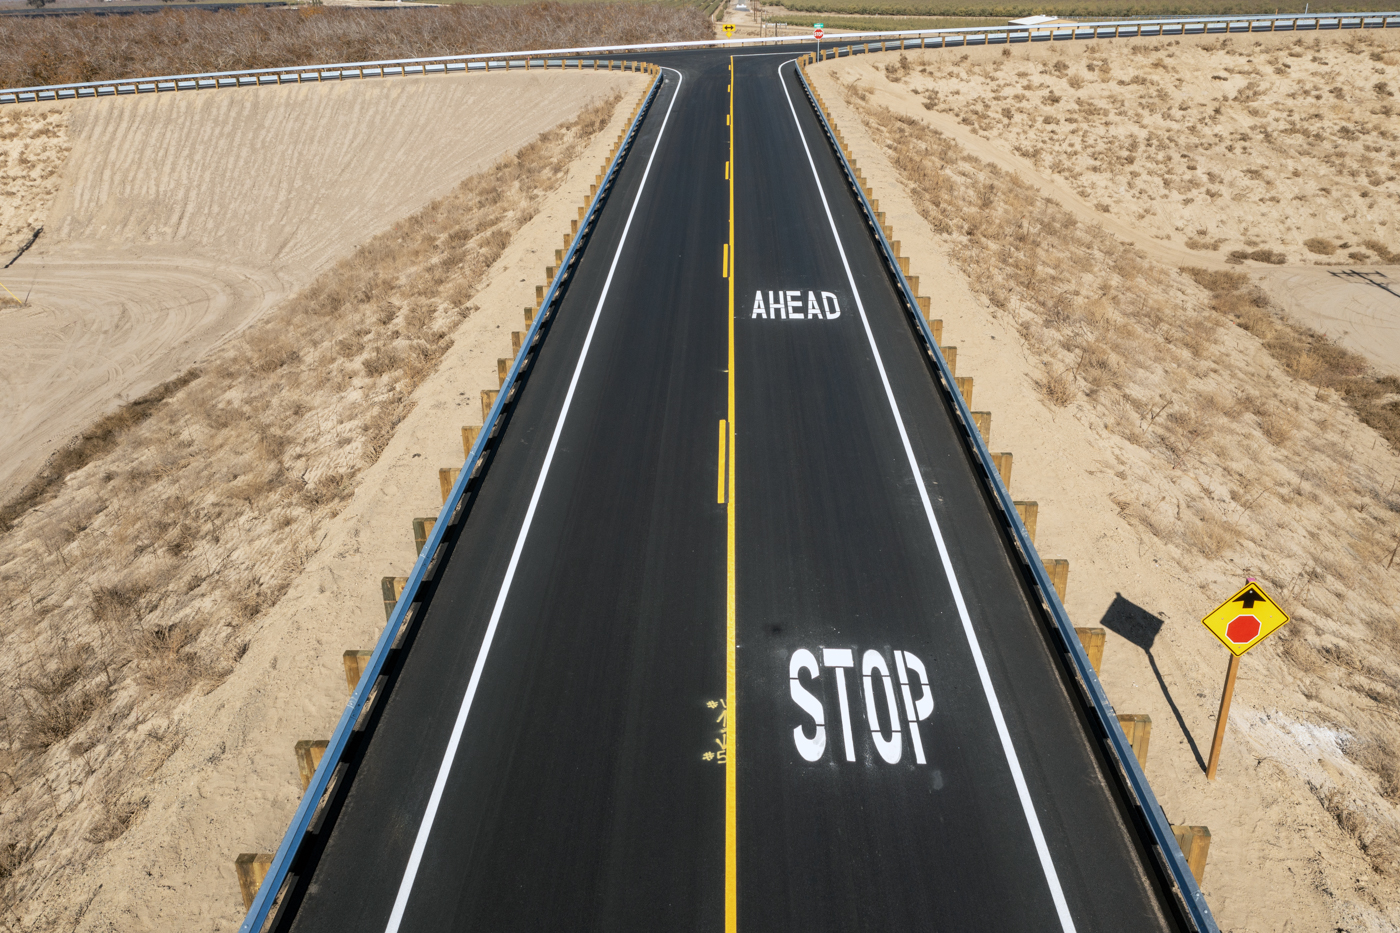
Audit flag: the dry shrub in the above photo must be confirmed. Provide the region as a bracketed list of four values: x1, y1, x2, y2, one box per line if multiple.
[0, 90, 627, 911]
[1227, 248, 1287, 265]
[1039, 370, 1075, 407]
[0, 4, 712, 88]
[1304, 237, 1338, 256]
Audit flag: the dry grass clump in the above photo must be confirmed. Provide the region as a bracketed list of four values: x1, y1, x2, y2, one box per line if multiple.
[0, 3, 711, 89]
[842, 86, 1400, 888]
[872, 33, 1400, 260]
[0, 91, 622, 919]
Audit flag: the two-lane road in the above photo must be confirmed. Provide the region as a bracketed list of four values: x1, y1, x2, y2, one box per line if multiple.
[276, 50, 1188, 932]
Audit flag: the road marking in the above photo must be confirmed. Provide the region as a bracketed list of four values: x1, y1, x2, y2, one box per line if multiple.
[380, 68, 685, 933]
[723, 243, 729, 278]
[725, 54, 739, 933]
[777, 60, 1077, 933]
[717, 419, 727, 504]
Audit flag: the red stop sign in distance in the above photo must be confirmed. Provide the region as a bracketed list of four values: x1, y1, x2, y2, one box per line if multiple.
[815, 27, 824, 38]
[1226, 614, 1261, 645]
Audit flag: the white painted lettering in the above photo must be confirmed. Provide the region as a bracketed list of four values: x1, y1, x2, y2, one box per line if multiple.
[821, 647, 856, 762]
[789, 649, 826, 762]
[821, 291, 841, 320]
[894, 651, 935, 766]
[862, 649, 902, 764]
[806, 291, 822, 319]
[752, 290, 767, 319]
[769, 290, 785, 320]
[786, 290, 803, 321]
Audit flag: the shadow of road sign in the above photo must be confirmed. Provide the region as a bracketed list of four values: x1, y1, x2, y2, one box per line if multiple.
[1097, 593, 1208, 773]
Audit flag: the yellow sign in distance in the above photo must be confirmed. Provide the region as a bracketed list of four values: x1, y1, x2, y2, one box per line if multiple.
[723, 23, 736, 36]
[1201, 581, 1289, 656]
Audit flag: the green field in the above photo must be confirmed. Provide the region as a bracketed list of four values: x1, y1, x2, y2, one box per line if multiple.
[775, 0, 1399, 17]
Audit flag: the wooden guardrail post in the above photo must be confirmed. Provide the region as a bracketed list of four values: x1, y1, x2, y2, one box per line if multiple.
[412, 518, 436, 556]
[955, 377, 973, 406]
[481, 389, 498, 422]
[439, 468, 461, 503]
[497, 358, 509, 388]
[235, 853, 273, 910]
[991, 452, 1012, 487]
[294, 740, 328, 790]
[1116, 714, 1152, 768]
[1043, 558, 1069, 601]
[941, 346, 957, 377]
[971, 411, 991, 443]
[380, 577, 407, 620]
[1013, 500, 1036, 542]
[1074, 626, 1104, 672]
[343, 650, 372, 693]
[1171, 825, 1211, 883]
[462, 425, 480, 458]
[928, 319, 942, 344]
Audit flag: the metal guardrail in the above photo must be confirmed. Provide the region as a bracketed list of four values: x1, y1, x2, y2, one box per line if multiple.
[235, 63, 664, 933]
[3, 12, 1396, 105]
[792, 58, 1221, 933]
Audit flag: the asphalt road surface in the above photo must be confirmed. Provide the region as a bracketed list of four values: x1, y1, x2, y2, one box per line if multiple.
[281, 49, 1188, 933]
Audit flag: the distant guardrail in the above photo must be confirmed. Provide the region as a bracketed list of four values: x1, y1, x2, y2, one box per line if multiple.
[2, 11, 1396, 106]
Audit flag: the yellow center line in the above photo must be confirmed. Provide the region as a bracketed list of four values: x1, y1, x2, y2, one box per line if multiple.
[725, 55, 739, 933]
[717, 419, 727, 504]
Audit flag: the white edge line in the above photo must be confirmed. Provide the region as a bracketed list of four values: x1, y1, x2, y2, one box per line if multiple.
[382, 67, 685, 933]
[776, 59, 1077, 932]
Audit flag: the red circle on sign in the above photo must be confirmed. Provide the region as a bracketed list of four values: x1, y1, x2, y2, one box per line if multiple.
[1226, 614, 1261, 644]
[815, 28, 824, 38]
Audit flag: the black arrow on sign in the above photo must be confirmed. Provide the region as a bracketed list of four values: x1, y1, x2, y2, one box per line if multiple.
[1234, 588, 1262, 609]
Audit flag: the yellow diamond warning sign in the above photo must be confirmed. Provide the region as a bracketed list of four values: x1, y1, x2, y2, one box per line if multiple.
[1201, 582, 1289, 656]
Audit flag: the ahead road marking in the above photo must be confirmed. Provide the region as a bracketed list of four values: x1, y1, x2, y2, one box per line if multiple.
[777, 59, 1077, 933]
[380, 68, 686, 933]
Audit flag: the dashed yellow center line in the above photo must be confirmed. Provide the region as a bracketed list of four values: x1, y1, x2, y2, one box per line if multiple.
[725, 54, 739, 933]
[723, 243, 729, 278]
[717, 419, 727, 504]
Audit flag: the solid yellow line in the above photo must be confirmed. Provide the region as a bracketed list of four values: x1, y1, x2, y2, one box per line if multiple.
[717, 419, 727, 504]
[725, 54, 738, 933]
[0, 278, 20, 305]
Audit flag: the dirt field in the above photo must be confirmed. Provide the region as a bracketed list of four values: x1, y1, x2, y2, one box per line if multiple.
[812, 38, 1400, 931]
[0, 70, 639, 501]
[827, 31, 1400, 373]
[0, 74, 644, 931]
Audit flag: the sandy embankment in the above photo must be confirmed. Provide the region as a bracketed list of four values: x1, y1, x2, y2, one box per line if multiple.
[0, 71, 646, 931]
[0, 70, 634, 499]
[812, 40, 1400, 932]
[824, 32, 1400, 373]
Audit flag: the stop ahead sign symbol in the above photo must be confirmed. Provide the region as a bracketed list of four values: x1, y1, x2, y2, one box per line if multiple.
[1226, 614, 1261, 645]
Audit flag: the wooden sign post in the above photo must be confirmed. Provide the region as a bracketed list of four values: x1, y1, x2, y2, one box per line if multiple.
[1200, 581, 1289, 781]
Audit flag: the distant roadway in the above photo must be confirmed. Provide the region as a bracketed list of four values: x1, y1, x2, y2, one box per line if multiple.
[275, 48, 1188, 932]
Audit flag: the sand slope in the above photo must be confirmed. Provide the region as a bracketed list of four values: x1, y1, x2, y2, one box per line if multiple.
[0, 70, 637, 498]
